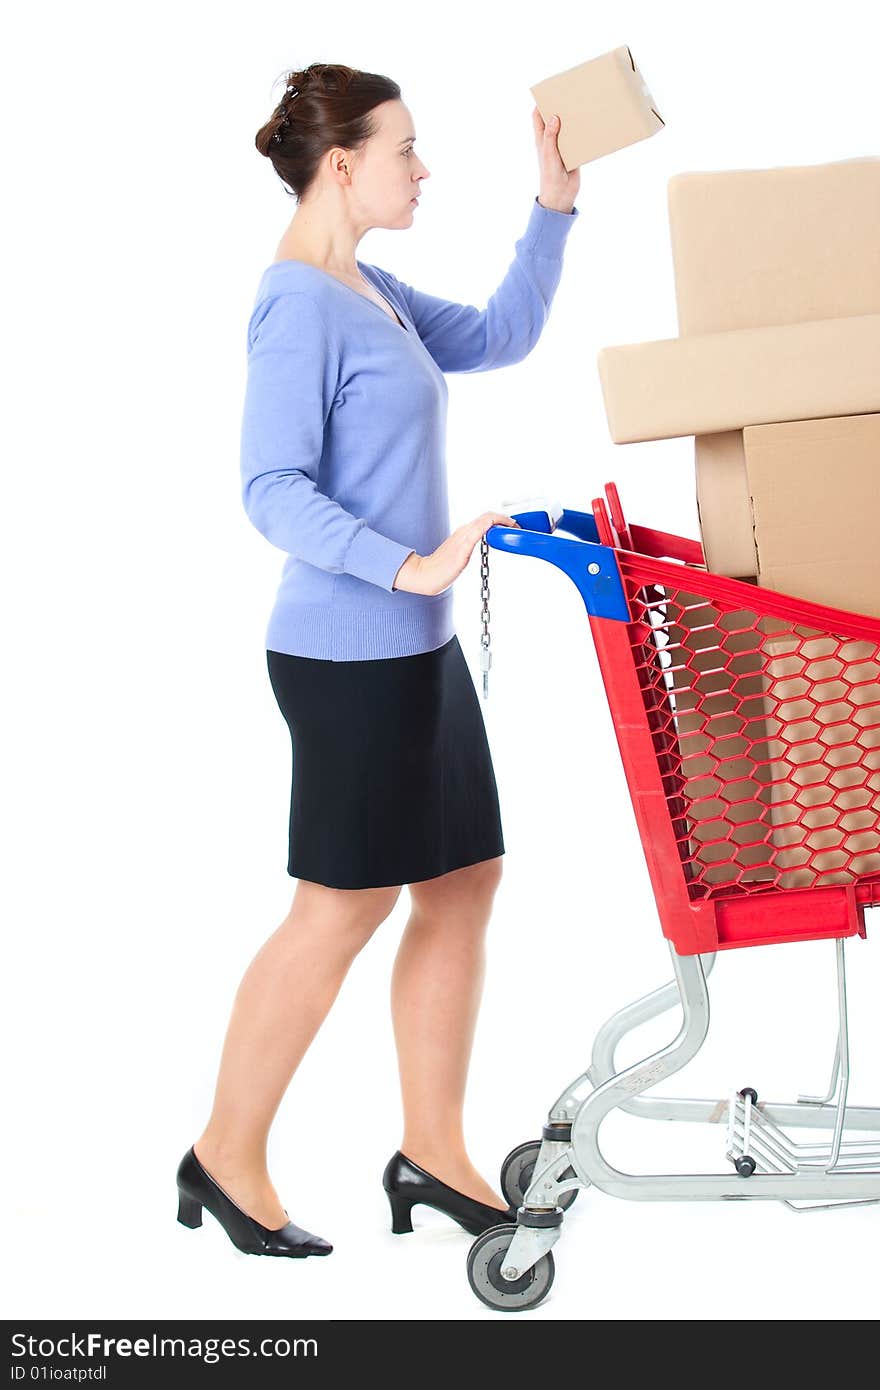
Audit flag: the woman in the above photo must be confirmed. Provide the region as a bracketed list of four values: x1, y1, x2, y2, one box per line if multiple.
[176, 62, 580, 1258]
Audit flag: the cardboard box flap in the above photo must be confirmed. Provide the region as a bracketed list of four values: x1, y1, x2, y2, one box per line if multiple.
[623, 46, 664, 124]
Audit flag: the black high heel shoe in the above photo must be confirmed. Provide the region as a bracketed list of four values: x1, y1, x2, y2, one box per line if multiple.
[176, 1146, 332, 1257]
[382, 1150, 518, 1237]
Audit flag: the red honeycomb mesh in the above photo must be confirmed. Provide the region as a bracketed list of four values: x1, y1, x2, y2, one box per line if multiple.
[620, 574, 880, 901]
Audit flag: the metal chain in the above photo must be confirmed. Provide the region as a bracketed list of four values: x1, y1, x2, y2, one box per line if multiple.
[479, 535, 491, 699]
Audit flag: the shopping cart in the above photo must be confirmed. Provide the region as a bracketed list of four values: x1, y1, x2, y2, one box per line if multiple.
[467, 482, 880, 1312]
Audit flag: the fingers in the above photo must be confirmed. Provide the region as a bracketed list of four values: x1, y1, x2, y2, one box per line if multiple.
[534, 108, 566, 191]
[533, 106, 560, 137]
[475, 511, 520, 537]
[452, 513, 520, 558]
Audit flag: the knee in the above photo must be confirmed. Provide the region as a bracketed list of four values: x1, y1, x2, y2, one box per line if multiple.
[345, 886, 402, 947]
[362, 884, 404, 929]
[287, 881, 403, 943]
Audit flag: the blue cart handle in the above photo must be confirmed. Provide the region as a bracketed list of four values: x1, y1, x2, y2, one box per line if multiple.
[485, 507, 630, 622]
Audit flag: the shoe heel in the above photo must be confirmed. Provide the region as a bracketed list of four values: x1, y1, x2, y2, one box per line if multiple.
[386, 1190, 414, 1234]
[177, 1189, 203, 1229]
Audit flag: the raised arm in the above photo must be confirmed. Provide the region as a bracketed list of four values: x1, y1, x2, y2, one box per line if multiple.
[240, 291, 415, 592]
[376, 197, 579, 374]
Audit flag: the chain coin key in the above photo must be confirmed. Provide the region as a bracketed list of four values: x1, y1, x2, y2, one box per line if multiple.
[480, 534, 491, 699]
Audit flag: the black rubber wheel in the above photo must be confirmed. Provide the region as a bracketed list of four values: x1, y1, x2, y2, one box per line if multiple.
[736, 1154, 757, 1177]
[739, 1087, 759, 1104]
[466, 1224, 555, 1312]
[500, 1140, 578, 1212]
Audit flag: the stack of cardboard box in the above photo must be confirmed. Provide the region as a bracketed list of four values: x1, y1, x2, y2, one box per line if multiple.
[596, 157, 880, 890]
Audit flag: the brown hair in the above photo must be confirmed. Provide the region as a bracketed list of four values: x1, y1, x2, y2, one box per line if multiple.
[255, 63, 402, 200]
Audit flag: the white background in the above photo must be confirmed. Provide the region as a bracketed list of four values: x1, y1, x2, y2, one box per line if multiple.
[5, 0, 879, 1323]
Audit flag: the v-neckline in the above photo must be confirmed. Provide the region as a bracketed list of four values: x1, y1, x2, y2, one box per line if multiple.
[266, 258, 410, 333]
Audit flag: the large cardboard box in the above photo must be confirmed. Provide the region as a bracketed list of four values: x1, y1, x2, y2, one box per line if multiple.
[743, 413, 880, 618]
[668, 157, 880, 336]
[531, 46, 664, 171]
[597, 314, 880, 444]
[684, 417, 880, 887]
[738, 413, 880, 883]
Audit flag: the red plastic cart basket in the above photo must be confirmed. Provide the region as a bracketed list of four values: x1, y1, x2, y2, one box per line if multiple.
[588, 480, 880, 956]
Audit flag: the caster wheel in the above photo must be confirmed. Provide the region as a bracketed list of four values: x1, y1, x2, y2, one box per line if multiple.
[736, 1155, 757, 1177]
[466, 1224, 555, 1312]
[739, 1087, 759, 1104]
[501, 1140, 578, 1211]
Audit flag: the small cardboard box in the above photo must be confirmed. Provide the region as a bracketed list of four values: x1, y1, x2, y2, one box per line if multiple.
[743, 413, 880, 618]
[597, 314, 880, 444]
[530, 46, 664, 170]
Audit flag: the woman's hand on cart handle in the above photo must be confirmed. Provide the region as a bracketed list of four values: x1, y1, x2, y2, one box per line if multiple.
[393, 512, 520, 595]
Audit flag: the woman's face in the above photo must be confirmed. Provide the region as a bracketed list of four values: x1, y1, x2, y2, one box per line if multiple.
[348, 99, 430, 227]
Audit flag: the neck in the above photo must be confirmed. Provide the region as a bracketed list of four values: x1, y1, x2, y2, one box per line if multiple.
[275, 201, 363, 277]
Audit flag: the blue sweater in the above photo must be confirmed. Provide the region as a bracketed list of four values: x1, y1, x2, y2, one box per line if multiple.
[240, 196, 580, 660]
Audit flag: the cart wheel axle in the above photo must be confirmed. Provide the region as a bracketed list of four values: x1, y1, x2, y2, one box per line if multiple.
[466, 1224, 555, 1312]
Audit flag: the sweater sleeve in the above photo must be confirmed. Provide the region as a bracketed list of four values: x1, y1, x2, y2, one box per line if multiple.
[240, 291, 417, 592]
[382, 197, 579, 373]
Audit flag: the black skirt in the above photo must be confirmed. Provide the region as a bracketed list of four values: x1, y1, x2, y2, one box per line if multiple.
[266, 633, 505, 889]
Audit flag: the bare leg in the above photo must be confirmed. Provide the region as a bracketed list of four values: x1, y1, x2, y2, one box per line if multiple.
[390, 856, 506, 1209]
[193, 879, 401, 1228]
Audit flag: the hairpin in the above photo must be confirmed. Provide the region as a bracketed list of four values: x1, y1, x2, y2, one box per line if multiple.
[273, 85, 300, 143]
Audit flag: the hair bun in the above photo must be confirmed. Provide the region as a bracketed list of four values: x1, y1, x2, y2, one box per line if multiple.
[256, 63, 402, 187]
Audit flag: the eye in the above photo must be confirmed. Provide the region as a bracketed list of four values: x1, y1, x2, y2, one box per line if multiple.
[404, 146, 414, 156]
